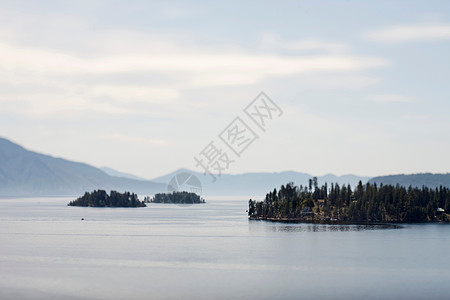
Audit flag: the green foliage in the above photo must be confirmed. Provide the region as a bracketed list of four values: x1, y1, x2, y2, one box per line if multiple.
[68, 190, 146, 207]
[248, 180, 450, 223]
[151, 191, 205, 204]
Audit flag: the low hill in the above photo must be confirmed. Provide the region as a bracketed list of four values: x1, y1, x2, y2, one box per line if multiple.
[369, 173, 450, 188]
[369, 173, 450, 189]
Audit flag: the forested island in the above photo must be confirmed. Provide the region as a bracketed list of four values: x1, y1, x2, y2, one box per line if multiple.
[146, 191, 205, 204]
[68, 190, 146, 207]
[248, 179, 450, 223]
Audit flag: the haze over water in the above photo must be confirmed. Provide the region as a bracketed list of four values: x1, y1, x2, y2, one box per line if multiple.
[0, 197, 449, 300]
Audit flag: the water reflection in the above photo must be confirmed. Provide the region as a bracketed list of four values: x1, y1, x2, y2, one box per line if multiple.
[254, 222, 402, 233]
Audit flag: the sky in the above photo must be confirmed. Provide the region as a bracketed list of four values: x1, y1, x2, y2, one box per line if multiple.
[1, 0, 450, 179]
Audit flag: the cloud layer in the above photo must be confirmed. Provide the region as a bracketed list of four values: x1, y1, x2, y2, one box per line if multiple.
[1, 3, 449, 179]
[366, 23, 450, 43]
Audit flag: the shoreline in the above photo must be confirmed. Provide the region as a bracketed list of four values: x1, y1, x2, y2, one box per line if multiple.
[249, 216, 448, 225]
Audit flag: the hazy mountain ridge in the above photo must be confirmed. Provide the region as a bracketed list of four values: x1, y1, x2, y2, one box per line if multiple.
[100, 166, 146, 181]
[0, 137, 165, 196]
[0, 138, 371, 197]
[369, 173, 450, 189]
[2, 137, 448, 197]
[152, 168, 370, 197]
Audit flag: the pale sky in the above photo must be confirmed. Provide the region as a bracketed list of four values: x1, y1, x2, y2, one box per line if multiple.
[1, 0, 449, 179]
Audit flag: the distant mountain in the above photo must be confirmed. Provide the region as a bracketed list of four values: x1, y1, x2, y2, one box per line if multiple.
[0, 137, 166, 196]
[100, 166, 146, 181]
[152, 168, 370, 197]
[4, 137, 413, 198]
[369, 173, 450, 189]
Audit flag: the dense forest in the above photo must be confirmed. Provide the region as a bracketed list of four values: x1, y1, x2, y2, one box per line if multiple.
[68, 190, 146, 207]
[248, 178, 450, 223]
[148, 191, 205, 204]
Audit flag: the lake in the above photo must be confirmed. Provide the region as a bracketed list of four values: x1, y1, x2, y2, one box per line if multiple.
[0, 197, 449, 300]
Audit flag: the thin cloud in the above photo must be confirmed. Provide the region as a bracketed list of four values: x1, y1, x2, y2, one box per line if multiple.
[259, 32, 349, 53]
[366, 23, 450, 43]
[369, 94, 420, 103]
[103, 133, 172, 147]
[0, 41, 388, 78]
[0, 8, 390, 119]
[0, 38, 389, 117]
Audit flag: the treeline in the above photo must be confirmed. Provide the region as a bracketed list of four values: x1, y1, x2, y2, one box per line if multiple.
[149, 191, 205, 204]
[68, 190, 146, 207]
[248, 179, 450, 222]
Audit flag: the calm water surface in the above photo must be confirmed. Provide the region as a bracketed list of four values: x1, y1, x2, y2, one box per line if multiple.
[0, 197, 449, 300]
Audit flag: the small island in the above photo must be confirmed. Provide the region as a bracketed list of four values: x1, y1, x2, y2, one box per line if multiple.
[145, 191, 205, 204]
[248, 179, 450, 223]
[68, 190, 146, 207]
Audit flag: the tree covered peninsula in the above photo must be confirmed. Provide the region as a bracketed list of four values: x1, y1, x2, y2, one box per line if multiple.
[248, 179, 450, 223]
[68, 190, 146, 207]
